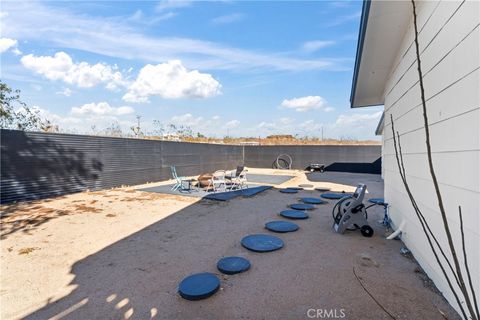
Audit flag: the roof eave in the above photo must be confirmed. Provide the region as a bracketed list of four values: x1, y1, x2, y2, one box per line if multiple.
[349, 0, 372, 109]
[375, 112, 385, 136]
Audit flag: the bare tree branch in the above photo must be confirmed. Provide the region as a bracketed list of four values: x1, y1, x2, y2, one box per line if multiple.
[459, 206, 480, 318]
[410, 1, 477, 318]
[395, 131, 460, 288]
[390, 116, 467, 319]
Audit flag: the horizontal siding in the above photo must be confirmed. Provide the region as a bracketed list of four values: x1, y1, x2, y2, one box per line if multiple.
[385, 186, 479, 303]
[383, 68, 479, 138]
[384, 1, 471, 100]
[383, 0, 440, 92]
[383, 151, 479, 192]
[385, 19, 479, 113]
[383, 107, 480, 154]
[385, 189, 480, 250]
[381, 0, 480, 317]
[384, 166, 480, 225]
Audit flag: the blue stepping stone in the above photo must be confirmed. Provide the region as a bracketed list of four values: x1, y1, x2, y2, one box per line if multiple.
[178, 272, 220, 300]
[280, 210, 309, 220]
[321, 193, 351, 200]
[217, 256, 251, 275]
[265, 221, 299, 233]
[315, 187, 331, 192]
[279, 188, 298, 194]
[301, 197, 326, 205]
[241, 234, 284, 252]
[290, 203, 316, 210]
[286, 187, 303, 190]
[369, 198, 387, 205]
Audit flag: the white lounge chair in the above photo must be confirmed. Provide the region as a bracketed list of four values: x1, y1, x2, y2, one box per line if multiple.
[207, 170, 227, 193]
[227, 166, 247, 190]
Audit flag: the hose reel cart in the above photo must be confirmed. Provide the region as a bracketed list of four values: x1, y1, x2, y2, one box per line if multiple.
[332, 184, 374, 237]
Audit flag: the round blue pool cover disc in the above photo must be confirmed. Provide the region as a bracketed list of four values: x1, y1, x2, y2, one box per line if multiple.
[178, 272, 220, 300]
[290, 203, 315, 210]
[321, 193, 351, 200]
[301, 197, 326, 205]
[279, 188, 298, 194]
[279, 210, 309, 219]
[217, 256, 251, 275]
[241, 234, 284, 252]
[265, 221, 299, 233]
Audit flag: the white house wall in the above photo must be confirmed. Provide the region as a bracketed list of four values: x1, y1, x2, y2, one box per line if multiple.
[381, 0, 479, 316]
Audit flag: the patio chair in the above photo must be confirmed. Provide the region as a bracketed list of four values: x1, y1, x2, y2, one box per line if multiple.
[171, 166, 193, 191]
[228, 166, 248, 190]
[206, 170, 227, 193]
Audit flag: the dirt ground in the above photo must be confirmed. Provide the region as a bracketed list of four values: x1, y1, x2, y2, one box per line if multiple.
[0, 168, 459, 320]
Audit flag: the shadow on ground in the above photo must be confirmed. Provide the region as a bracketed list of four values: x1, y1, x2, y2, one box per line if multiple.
[22, 173, 459, 320]
[323, 157, 381, 174]
[306, 170, 384, 186]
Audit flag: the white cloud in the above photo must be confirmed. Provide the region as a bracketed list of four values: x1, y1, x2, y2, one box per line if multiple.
[224, 119, 240, 129]
[334, 111, 382, 127]
[31, 84, 42, 91]
[324, 106, 335, 112]
[25, 106, 126, 134]
[329, 1, 354, 8]
[0, 37, 21, 54]
[279, 117, 295, 125]
[155, 0, 192, 12]
[24, 105, 382, 140]
[71, 102, 134, 116]
[280, 96, 328, 112]
[326, 11, 361, 27]
[20, 52, 127, 89]
[1, 1, 345, 72]
[12, 48, 22, 55]
[257, 121, 276, 130]
[166, 114, 236, 137]
[211, 13, 245, 25]
[327, 111, 383, 139]
[170, 113, 204, 127]
[123, 60, 222, 102]
[56, 88, 73, 97]
[254, 118, 324, 137]
[14, 103, 135, 134]
[244, 109, 382, 140]
[16, 106, 75, 127]
[128, 9, 176, 25]
[302, 40, 335, 53]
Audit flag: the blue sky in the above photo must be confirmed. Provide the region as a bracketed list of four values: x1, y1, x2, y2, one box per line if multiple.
[0, 0, 383, 139]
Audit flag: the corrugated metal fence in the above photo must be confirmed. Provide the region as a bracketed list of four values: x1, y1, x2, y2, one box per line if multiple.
[244, 145, 381, 173]
[0, 130, 381, 203]
[0, 130, 242, 203]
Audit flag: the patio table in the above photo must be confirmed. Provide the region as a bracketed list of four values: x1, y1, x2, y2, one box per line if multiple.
[197, 173, 216, 190]
[180, 179, 198, 191]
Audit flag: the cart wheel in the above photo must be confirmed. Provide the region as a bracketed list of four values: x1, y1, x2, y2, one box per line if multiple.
[360, 225, 374, 237]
